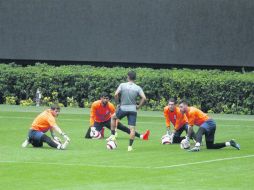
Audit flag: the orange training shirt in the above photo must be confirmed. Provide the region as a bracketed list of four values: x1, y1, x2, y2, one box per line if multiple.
[31, 109, 57, 132]
[185, 107, 209, 126]
[163, 106, 188, 130]
[90, 100, 115, 126]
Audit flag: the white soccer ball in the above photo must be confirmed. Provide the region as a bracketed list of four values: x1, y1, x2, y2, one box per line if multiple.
[180, 139, 190, 149]
[106, 140, 117, 150]
[90, 129, 101, 139]
[161, 135, 172, 145]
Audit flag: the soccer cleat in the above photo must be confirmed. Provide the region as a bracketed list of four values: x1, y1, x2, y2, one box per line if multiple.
[230, 139, 240, 150]
[188, 146, 200, 152]
[128, 146, 133, 152]
[142, 130, 150, 140]
[106, 135, 116, 141]
[21, 139, 30, 148]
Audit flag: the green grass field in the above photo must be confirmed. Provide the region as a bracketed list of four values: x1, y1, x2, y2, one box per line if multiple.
[0, 105, 253, 190]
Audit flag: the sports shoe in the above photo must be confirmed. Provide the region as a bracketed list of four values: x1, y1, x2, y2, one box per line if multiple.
[106, 135, 116, 141]
[142, 130, 150, 140]
[188, 146, 200, 152]
[128, 146, 133, 152]
[21, 139, 30, 148]
[230, 139, 240, 150]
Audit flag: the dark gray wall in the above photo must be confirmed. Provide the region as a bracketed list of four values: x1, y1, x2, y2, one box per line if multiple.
[0, 0, 254, 66]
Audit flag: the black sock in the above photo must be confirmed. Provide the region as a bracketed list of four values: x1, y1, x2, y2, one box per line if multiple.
[135, 132, 141, 138]
[41, 134, 59, 148]
[117, 122, 130, 133]
[117, 122, 140, 138]
[129, 139, 134, 146]
[206, 141, 226, 149]
[111, 130, 115, 135]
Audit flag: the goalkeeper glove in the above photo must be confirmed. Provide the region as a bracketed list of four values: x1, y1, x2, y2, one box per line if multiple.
[61, 133, 70, 142]
[166, 127, 171, 135]
[53, 136, 62, 143]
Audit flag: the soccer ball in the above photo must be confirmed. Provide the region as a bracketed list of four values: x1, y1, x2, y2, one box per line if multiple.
[90, 129, 102, 139]
[180, 139, 190, 149]
[161, 135, 172, 145]
[106, 140, 117, 150]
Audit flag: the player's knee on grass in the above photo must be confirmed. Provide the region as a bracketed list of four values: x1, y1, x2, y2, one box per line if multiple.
[30, 138, 43, 147]
[206, 141, 214, 149]
[173, 136, 185, 143]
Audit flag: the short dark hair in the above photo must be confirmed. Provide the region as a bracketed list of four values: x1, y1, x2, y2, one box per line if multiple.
[179, 99, 188, 105]
[168, 98, 176, 104]
[51, 104, 60, 111]
[100, 92, 109, 98]
[127, 71, 136, 80]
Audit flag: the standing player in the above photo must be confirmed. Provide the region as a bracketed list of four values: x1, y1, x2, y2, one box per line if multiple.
[179, 100, 240, 152]
[110, 71, 147, 151]
[163, 98, 196, 143]
[84, 92, 150, 140]
[21, 105, 70, 150]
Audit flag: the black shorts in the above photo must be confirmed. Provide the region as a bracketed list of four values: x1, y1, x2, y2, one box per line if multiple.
[28, 129, 43, 147]
[116, 108, 137, 127]
[201, 119, 216, 142]
[93, 119, 111, 131]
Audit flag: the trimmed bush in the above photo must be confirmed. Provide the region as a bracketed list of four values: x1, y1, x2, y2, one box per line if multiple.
[0, 63, 253, 114]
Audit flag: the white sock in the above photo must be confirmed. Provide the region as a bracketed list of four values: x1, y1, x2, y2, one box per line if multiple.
[225, 142, 230, 146]
[140, 135, 143, 139]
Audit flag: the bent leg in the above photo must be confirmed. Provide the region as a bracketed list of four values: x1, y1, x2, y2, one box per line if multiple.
[41, 134, 60, 149]
[206, 141, 226, 149]
[117, 122, 141, 138]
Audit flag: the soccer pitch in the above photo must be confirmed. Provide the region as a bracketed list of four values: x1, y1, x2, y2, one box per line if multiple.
[0, 105, 253, 190]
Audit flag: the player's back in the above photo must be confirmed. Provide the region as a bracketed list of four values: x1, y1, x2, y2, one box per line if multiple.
[119, 82, 143, 111]
[187, 107, 209, 126]
[31, 109, 55, 132]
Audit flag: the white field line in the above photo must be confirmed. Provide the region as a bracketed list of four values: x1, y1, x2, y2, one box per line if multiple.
[0, 155, 253, 170]
[154, 154, 254, 169]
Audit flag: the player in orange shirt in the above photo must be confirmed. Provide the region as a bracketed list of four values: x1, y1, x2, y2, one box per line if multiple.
[85, 92, 150, 140]
[163, 98, 195, 143]
[21, 105, 70, 149]
[179, 100, 240, 152]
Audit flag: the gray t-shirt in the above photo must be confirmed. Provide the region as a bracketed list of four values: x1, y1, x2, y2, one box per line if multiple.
[116, 82, 144, 112]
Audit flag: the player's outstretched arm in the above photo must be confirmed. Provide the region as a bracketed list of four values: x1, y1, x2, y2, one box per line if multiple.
[52, 125, 70, 142]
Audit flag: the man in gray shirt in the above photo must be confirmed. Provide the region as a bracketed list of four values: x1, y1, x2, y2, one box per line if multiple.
[109, 71, 147, 151]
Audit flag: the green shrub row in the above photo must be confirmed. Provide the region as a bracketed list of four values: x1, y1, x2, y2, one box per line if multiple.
[0, 63, 253, 114]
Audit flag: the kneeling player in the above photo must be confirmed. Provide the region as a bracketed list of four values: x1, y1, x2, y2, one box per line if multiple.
[85, 92, 150, 140]
[179, 100, 240, 152]
[163, 98, 196, 143]
[21, 105, 70, 150]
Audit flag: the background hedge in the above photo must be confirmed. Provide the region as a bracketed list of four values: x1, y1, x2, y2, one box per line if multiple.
[0, 63, 253, 114]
